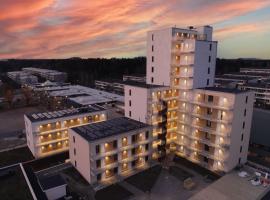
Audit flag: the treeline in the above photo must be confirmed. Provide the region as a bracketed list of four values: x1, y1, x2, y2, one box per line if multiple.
[1, 58, 270, 86]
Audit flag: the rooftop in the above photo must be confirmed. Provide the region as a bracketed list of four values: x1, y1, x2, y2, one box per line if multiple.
[215, 75, 255, 81]
[241, 82, 270, 89]
[39, 174, 66, 191]
[124, 81, 168, 89]
[26, 105, 105, 122]
[197, 87, 247, 94]
[72, 117, 150, 142]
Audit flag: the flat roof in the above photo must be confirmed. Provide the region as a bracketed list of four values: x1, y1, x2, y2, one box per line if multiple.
[215, 75, 255, 81]
[197, 87, 247, 94]
[124, 81, 168, 89]
[26, 105, 105, 122]
[241, 82, 270, 89]
[189, 169, 270, 200]
[39, 174, 66, 191]
[72, 117, 150, 142]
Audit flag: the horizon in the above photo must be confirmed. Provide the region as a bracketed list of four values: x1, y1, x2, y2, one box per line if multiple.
[0, 0, 270, 59]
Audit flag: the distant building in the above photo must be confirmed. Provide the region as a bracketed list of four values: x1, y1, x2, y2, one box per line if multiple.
[24, 105, 107, 158]
[69, 117, 153, 184]
[7, 71, 38, 85]
[123, 74, 146, 83]
[22, 67, 67, 82]
[95, 79, 125, 95]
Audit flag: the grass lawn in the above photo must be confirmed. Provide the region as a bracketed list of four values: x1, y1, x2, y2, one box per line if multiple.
[0, 166, 33, 200]
[95, 184, 133, 200]
[169, 165, 194, 181]
[0, 147, 34, 168]
[125, 165, 162, 192]
[173, 156, 220, 180]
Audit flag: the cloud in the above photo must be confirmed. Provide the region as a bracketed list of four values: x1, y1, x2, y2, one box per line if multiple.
[0, 0, 269, 58]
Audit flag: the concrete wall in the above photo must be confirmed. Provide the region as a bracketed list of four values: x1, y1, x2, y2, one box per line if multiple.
[193, 40, 217, 89]
[146, 28, 172, 86]
[69, 129, 91, 183]
[44, 185, 66, 200]
[124, 85, 148, 123]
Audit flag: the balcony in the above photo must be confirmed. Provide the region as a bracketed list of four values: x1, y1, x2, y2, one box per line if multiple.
[193, 95, 234, 110]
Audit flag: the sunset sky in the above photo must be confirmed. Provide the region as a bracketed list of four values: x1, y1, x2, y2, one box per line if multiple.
[0, 0, 270, 59]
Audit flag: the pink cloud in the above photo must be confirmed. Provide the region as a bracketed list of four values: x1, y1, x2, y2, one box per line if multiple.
[0, 0, 269, 58]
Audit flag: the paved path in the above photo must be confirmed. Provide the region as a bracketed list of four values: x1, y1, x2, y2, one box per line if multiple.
[119, 181, 145, 196]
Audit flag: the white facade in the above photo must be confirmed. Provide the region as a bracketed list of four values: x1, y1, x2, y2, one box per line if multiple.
[69, 118, 153, 184]
[124, 25, 254, 173]
[24, 107, 107, 158]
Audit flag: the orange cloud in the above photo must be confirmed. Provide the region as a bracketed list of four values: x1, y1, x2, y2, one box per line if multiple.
[0, 0, 269, 58]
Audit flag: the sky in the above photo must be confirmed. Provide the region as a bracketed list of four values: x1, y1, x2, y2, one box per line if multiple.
[0, 0, 270, 59]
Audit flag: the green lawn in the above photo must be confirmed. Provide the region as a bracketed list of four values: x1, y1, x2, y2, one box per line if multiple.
[125, 165, 162, 192]
[0, 166, 33, 200]
[0, 147, 34, 168]
[95, 184, 133, 200]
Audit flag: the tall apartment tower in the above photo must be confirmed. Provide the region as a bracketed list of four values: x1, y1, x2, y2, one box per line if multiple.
[124, 26, 254, 173]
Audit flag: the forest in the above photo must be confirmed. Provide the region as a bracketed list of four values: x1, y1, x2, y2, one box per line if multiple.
[1, 57, 270, 87]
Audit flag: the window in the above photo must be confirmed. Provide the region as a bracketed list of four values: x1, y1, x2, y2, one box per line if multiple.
[113, 154, 118, 161]
[242, 122, 245, 129]
[132, 135, 136, 143]
[208, 95, 214, 102]
[207, 108, 212, 115]
[205, 132, 210, 140]
[129, 100, 131, 107]
[96, 145, 100, 154]
[204, 145, 210, 151]
[113, 140, 117, 148]
[204, 157, 209, 163]
[129, 111, 132, 117]
[206, 120, 212, 127]
[145, 156, 149, 161]
[209, 43, 212, 51]
[152, 34, 154, 41]
[145, 131, 149, 139]
[244, 109, 247, 116]
[208, 56, 211, 63]
[241, 134, 244, 141]
[97, 174, 101, 181]
[129, 89, 131, 96]
[145, 144, 149, 151]
[132, 160, 136, 167]
[113, 167, 118, 174]
[152, 56, 154, 62]
[240, 146, 242, 153]
[208, 67, 210, 74]
[151, 77, 154, 83]
[75, 160, 77, 167]
[245, 96, 248, 103]
[151, 67, 154, 73]
[207, 79, 210, 86]
[152, 45, 154, 52]
[73, 136, 75, 143]
[238, 158, 241, 164]
[74, 148, 76, 156]
[132, 148, 135, 155]
[96, 160, 101, 168]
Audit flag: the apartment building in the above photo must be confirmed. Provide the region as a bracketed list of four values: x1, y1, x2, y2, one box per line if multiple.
[124, 25, 254, 173]
[7, 71, 38, 85]
[95, 79, 125, 95]
[22, 67, 67, 82]
[69, 117, 152, 184]
[24, 105, 107, 158]
[238, 82, 270, 107]
[123, 74, 146, 83]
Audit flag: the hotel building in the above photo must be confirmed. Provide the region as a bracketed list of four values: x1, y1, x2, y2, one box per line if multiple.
[124, 26, 254, 172]
[24, 105, 107, 158]
[69, 117, 153, 184]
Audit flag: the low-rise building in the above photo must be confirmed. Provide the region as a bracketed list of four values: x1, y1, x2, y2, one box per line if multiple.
[69, 117, 153, 185]
[7, 71, 38, 85]
[22, 68, 67, 82]
[24, 105, 107, 158]
[123, 74, 146, 83]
